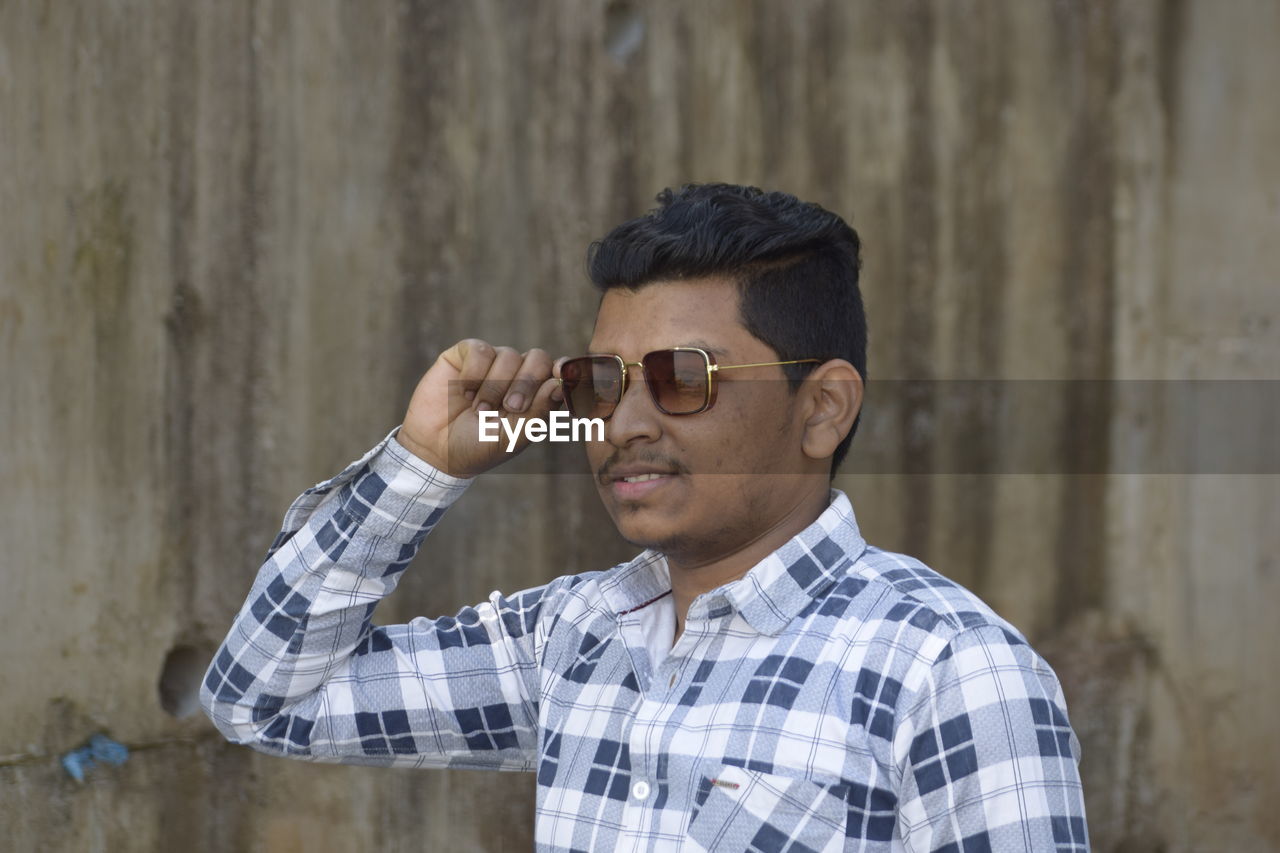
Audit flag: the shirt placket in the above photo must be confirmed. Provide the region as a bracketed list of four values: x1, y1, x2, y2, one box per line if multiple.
[615, 594, 736, 851]
[611, 613, 664, 850]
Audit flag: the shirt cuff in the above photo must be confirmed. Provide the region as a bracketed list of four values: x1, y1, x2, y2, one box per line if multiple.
[322, 425, 473, 545]
[381, 425, 475, 493]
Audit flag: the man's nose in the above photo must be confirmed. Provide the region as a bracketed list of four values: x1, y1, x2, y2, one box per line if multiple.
[604, 367, 662, 446]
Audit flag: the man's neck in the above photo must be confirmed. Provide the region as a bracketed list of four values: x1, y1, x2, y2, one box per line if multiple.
[666, 488, 831, 641]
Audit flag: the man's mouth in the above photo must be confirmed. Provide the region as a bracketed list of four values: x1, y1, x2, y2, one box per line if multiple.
[608, 472, 675, 500]
[618, 473, 666, 484]
[599, 460, 684, 501]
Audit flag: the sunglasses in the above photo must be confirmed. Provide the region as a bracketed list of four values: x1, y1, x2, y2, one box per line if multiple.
[558, 346, 822, 420]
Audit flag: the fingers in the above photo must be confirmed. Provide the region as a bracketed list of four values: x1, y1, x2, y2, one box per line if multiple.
[450, 339, 497, 403]
[445, 340, 559, 414]
[526, 376, 564, 419]
[502, 349, 554, 413]
[472, 346, 524, 410]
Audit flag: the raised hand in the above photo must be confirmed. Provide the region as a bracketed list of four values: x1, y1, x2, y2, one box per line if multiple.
[396, 339, 562, 478]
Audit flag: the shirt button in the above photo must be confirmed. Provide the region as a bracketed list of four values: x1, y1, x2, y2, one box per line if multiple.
[632, 780, 651, 800]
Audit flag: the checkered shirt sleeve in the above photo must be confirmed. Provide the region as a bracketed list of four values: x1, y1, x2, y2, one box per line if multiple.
[200, 427, 552, 770]
[894, 623, 1088, 851]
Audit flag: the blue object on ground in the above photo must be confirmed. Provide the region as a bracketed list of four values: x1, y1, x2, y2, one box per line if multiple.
[61, 734, 129, 782]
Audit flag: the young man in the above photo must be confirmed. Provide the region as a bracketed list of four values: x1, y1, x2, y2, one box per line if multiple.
[203, 184, 1088, 851]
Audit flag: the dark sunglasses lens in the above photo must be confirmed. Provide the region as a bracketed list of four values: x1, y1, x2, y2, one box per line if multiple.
[643, 350, 709, 414]
[561, 357, 622, 419]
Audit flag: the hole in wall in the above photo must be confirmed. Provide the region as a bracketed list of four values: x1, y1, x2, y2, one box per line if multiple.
[158, 644, 208, 718]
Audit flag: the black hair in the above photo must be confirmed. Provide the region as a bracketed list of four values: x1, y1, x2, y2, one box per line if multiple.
[586, 183, 866, 474]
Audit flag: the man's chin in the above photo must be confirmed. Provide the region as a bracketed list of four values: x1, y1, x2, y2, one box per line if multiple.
[607, 512, 689, 555]
[596, 480, 702, 552]
[610, 519, 671, 551]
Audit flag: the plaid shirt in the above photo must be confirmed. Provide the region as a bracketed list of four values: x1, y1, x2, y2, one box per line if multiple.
[202, 428, 1089, 852]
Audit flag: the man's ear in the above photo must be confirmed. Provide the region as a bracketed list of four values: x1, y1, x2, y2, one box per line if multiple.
[799, 360, 862, 463]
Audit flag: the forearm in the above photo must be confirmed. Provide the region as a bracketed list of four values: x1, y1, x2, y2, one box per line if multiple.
[200, 427, 472, 759]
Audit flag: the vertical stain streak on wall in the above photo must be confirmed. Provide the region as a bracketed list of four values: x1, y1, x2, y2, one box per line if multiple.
[236, 0, 266, 558]
[1155, 0, 1186, 176]
[75, 181, 135, 489]
[163, 2, 201, 625]
[392, 0, 455, 393]
[1052, 0, 1118, 626]
[930, 0, 1012, 595]
[896, 0, 939, 560]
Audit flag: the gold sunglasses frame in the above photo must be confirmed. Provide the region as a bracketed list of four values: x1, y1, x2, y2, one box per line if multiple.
[557, 346, 822, 419]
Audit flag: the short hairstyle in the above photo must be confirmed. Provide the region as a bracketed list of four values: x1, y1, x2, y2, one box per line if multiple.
[586, 183, 866, 473]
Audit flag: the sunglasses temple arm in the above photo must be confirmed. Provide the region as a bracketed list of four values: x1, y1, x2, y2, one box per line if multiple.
[713, 358, 823, 372]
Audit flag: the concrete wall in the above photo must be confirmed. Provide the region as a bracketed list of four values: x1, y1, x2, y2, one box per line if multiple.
[1, 1, 1276, 849]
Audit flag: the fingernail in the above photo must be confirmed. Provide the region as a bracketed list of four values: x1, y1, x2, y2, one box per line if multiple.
[477, 401, 494, 412]
[550, 387, 564, 404]
[464, 390, 476, 402]
[505, 393, 525, 411]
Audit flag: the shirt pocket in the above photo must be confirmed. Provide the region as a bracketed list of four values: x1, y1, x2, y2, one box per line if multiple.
[682, 764, 848, 853]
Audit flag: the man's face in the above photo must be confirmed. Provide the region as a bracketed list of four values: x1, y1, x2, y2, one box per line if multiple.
[582, 277, 818, 566]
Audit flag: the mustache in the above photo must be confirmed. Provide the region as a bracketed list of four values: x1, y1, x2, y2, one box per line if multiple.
[595, 452, 689, 484]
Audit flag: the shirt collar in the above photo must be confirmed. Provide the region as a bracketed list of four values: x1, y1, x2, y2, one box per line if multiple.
[600, 490, 867, 635]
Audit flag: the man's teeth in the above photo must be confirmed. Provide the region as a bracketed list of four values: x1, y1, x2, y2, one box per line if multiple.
[621, 473, 666, 483]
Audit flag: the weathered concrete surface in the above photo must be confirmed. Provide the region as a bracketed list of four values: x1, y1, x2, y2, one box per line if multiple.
[1, 1, 1276, 850]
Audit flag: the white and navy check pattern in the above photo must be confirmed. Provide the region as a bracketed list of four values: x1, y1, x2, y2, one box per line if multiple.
[203, 427, 1089, 851]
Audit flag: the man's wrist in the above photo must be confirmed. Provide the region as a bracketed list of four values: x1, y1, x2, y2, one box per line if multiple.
[393, 427, 445, 469]
[385, 428, 472, 486]
[314, 428, 471, 547]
